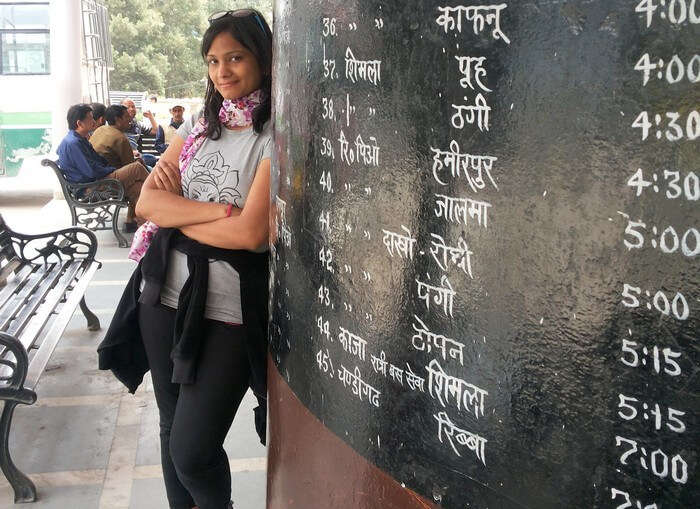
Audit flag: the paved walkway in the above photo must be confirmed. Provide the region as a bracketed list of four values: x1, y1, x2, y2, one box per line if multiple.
[0, 195, 267, 509]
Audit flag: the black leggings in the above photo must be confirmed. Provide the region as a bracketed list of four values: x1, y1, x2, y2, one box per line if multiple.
[139, 302, 250, 509]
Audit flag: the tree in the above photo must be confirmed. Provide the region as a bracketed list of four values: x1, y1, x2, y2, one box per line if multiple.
[104, 0, 272, 98]
[105, 0, 176, 94]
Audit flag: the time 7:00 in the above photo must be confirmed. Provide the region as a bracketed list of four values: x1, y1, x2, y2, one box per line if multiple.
[615, 436, 688, 484]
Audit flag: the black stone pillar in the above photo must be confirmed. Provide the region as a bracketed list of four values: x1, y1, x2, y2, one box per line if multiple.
[268, 2, 699, 507]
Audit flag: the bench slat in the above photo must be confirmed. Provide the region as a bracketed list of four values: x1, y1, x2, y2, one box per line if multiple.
[6, 260, 81, 341]
[0, 260, 92, 381]
[0, 258, 22, 286]
[0, 264, 33, 303]
[25, 261, 100, 390]
[15, 260, 89, 353]
[0, 264, 45, 331]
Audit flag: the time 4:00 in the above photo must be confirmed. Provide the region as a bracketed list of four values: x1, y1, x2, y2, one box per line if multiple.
[636, 0, 700, 28]
[634, 53, 700, 86]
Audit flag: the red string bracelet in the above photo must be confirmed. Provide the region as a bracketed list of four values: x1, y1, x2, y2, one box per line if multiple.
[225, 203, 233, 217]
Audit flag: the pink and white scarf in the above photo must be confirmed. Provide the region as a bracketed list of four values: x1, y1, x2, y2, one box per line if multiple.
[128, 89, 262, 261]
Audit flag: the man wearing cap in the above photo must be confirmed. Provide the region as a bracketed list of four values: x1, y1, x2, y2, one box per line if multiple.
[154, 104, 185, 154]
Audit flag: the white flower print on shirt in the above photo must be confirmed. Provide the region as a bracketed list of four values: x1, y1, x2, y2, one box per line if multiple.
[183, 151, 242, 206]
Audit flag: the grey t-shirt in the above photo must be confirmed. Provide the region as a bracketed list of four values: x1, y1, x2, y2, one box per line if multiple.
[159, 116, 272, 323]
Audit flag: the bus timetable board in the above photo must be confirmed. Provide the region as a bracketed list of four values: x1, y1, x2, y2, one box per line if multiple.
[269, 1, 699, 507]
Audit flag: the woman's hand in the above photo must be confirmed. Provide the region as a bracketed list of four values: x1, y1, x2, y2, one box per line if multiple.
[137, 134, 226, 227]
[152, 159, 181, 194]
[174, 159, 270, 250]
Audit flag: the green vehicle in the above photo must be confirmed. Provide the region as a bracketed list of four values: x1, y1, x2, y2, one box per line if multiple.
[0, 112, 52, 177]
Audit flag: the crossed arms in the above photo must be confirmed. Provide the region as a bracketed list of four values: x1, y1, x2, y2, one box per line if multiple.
[135, 133, 270, 251]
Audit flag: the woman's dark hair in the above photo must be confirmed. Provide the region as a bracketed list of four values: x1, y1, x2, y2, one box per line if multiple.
[200, 9, 272, 139]
[66, 104, 93, 130]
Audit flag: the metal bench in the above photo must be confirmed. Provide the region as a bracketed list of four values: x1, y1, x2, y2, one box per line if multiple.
[42, 159, 129, 248]
[0, 214, 101, 503]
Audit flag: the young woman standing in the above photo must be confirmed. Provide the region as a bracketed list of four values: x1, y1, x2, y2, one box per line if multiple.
[132, 9, 272, 509]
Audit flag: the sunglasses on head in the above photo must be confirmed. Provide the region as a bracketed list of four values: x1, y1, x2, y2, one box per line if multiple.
[208, 9, 266, 32]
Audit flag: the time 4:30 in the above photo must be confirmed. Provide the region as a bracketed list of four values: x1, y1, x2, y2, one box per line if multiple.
[632, 110, 699, 141]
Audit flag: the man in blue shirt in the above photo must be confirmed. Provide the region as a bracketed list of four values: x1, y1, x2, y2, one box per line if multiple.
[57, 104, 149, 232]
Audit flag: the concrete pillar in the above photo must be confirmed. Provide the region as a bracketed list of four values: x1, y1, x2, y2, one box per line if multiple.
[49, 0, 83, 153]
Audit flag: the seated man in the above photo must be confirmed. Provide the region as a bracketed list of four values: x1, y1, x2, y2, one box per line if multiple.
[91, 103, 107, 128]
[153, 103, 185, 156]
[57, 104, 149, 233]
[122, 98, 160, 166]
[121, 98, 158, 150]
[157, 104, 185, 153]
[153, 125, 166, 155]
[90, 105, 138, 168]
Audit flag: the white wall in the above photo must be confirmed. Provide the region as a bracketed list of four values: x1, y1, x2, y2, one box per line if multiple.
[0, 75, 54, 114]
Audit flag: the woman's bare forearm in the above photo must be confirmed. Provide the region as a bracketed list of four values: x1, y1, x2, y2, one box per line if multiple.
[136, 184, 229, 227]
[180, 209, 265, 251]
[133, 133, 224, 227]
[180, 161, 270, 250]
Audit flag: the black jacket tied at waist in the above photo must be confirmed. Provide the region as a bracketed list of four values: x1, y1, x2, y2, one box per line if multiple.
[97, 227, 269, 444]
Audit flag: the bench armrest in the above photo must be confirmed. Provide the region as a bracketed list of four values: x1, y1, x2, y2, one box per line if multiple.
[3, 223, 99, 265]
[0, 332, 37, 405]
[41, 159, 126, 204]
[67, 178, 126, 204]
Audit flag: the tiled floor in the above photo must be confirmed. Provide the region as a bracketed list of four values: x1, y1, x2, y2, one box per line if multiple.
[0, 197, 267, 509]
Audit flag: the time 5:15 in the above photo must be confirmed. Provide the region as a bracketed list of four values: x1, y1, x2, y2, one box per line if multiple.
[620, 339, 681, 376]
[618, 393, 686, 433]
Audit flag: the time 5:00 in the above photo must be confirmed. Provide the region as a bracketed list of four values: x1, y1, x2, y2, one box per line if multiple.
[621, 284, 689, 320]
[623, 220, 699, 257]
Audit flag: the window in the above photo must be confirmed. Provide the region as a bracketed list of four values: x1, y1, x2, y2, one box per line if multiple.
[0, 3, 50, 74]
